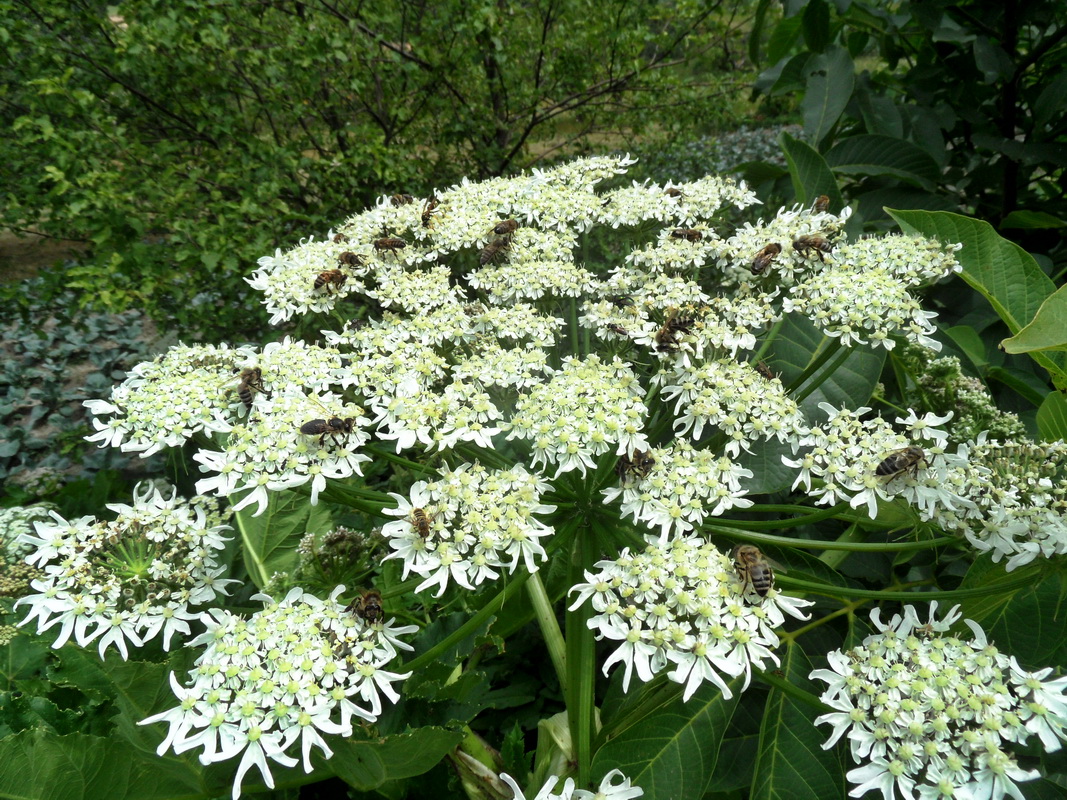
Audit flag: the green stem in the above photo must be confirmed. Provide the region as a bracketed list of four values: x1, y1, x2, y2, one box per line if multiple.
[754, 668, 833, 714]
[401, 569, 532, 674]
[793, 344, 853, 404]
[702, 523, 957, 552]
[785, 336, 843, 395]
[776, 574, 1035, 601]
[752, 318, 785, 360]
[568, 297, 581, 357]
[566, 527, 596, 787]
[527, 572, 568, 694]
[780, 601, 864, 643]
[362, 443, 440, 476]
[710, 502, 851, 530]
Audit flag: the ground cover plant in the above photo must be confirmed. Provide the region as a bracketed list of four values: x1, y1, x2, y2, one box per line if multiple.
[2, 152, 1066, 800]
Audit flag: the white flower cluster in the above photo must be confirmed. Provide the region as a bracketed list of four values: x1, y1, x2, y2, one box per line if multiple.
[941, 439, 1067, 571]
[382, 463, 556, 596]
[569, 536, 811, 700]
[15, 485, 238, 659]
[812, 604, 1067, 800]
[0, 503, 54, 564]
[501, 768, 644, 800]
[507, 356, 649, 476]
[193, 391, 371, 515]
[784, 406, 975, 519]
[659, 358, 808, 456]
[783, 264, 942, 350]
[140, 586, 417, 800]
[602, 439, 754, 538]
[85, 343, 244, 457]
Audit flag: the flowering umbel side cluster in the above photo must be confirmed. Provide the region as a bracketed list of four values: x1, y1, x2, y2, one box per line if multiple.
[812, 604, 1067, 800]
[381, 462, 556, 596]
[140, 587, 416, 800]
[500, 768, 644, 800]
[569, 536, 812, 699]
[15, 485, 238, 659]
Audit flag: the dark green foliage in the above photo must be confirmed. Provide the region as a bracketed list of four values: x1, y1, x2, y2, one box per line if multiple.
[747, 0, 1067, 273]
[1, 0, 745, 336]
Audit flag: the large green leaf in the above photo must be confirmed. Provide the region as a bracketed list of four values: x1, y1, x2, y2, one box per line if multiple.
[234, 488, 333, 588]
[329, 727, 463, 791]
[1001, 284, 1067, 355]
[801, 0, 830, 52]
[1000, 210, 1067, 230]
[958, 558, 1067, 671]
[801, 46, 855, 147]
[771, 313, 886, 420]
[825, 135, 940, 189]
[1037, 391, 1067, 441]
[736, 435, 799, 496]
[779, 133, 844, 211]
[0, 730, 209, 800]
[590, 678, 741, 800]
[751, 644, 845, 800]
[887, 209, 1067, 389]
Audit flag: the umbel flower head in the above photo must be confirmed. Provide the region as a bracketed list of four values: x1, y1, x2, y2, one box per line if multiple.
[500, 768, 644, 800]
[812, 603, 1067, 800]
[381, 463, 556, 597]
[15, 484, 238, 659]
[140, 586, 417, 800]
[569, 535, 812, 700]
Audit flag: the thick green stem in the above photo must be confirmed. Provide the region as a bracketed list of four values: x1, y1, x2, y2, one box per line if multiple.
[566, 528, 596, 787]
[703, 522, 957, 552]
[754, 668, 833, 714]
[792, 344, 853, 404]
[527, 572, 568, 694]
[402, 569, 532, 674]
[785, 336, 843, 396]
[362, 443, 440, 476]
[776, 573, 1035, 601]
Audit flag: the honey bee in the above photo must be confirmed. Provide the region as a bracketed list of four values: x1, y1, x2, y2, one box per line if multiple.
[479, 238, 511, 265]
[374, 237, 407, 254]
[493, 219, 520, 236]
[875, 446, 927, 481]
[410, 507, 433, 536]
[754, 360, 775, 381]
[314, 269, 347, 293]
[236, 367, 267, 409]
[347, 589, 384, 624]
[421, 198, 439, 228]
[750, 243, 782, 276]
[390, 193, 414, 206]
[332, 232, 350, 244]
[338, 251, 367, 268]
[664, 188, 685, 198]
[792, 235, 834, 262]
[606, 323, 630, 337]
[669, 228, 703, 242]
[732, 544, 775, 599]
[299, 416, 357, 447]
[813, 194, 830, 213]
[615, 449, 656, 485]
[654, 310, 693, 353]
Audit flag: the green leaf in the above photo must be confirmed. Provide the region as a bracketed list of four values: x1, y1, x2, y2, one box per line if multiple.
[0, 730, 208, 800]
[779, 133, 844, 210]
[801, 46, 855, 148]
[1034, 72, 1067, 132]
[1037, 391, 1067, 441]
[1001, 284, 1067, 355]
[771, 313, 886, 419]
[747, 0, 775, 65]
[329, 728, 463, 791]
[825, 135, 940, 189]
[958, 558, 1067, 671]
[886, 209, 1067, 388]
[751, 644, 845, 800]
[801, 0, 830, 53]
[736, 436, 799, 496]
[767, 16, 804, 67]
[590, 678, 741, 800]
[945, 325, 989, 373]
[234, 488, 332, 588]
[1000, 210, 1067, 229]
